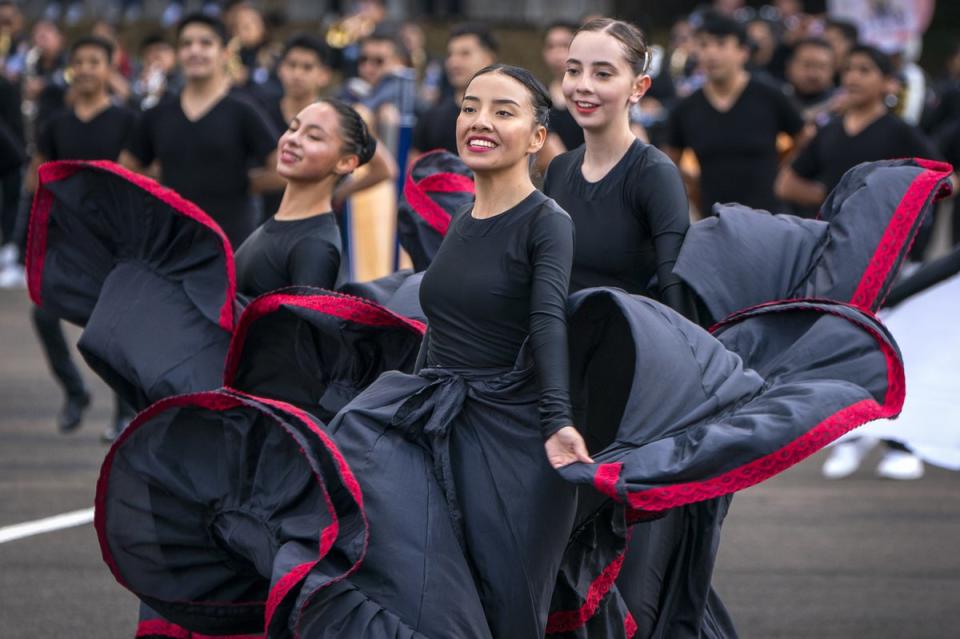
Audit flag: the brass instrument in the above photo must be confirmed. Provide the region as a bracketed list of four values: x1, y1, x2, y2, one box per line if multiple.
[225, 35, 245, 84]
[325, 12, 375, 50]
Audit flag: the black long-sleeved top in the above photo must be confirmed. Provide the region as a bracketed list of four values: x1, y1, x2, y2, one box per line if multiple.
[234, 213, 341, 297]
[544, 139, 696, 319]
[419, 190, 574, 437]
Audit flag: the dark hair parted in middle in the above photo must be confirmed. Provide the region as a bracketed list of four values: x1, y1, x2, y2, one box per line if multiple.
[468, 64, 552, 127]
[319, 97, 377, 166]
[575, 18, 650, 75]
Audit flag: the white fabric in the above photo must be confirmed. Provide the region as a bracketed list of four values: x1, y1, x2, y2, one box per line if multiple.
[841, 273, 960, 470]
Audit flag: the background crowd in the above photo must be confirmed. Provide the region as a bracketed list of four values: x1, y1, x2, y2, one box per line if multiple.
[0, 0, 957, 446]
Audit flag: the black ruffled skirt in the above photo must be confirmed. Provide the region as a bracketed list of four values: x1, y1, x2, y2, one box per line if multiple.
[28, 158, 953, 637]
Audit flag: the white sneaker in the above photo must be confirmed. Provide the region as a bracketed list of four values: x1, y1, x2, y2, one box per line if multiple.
[0, 243, 16, 268]
[0, 264, 26, 289]
[876, 450, 924, 480]
[822, 438, 877, 479]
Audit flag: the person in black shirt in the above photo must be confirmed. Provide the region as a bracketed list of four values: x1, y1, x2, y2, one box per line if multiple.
[0, 73, 24, 283]
[779, 48, 948, 479]
[121, 13, 280, 249]
[27, 36, 137, 440]
[538, 21, 583, 172]
[410, 23, 496, 160]
[666, 12, 804, 215]
[236, 99, 377, 297]
[129, 33, 182, 111]
[784, 37, 838, 123]
[262, 35, 395, 219]
[545, 18, 694, 317]
[260, 34, 332, 218]
[547, 18, 733, 639]
[363, 64, 585, 636]
[777, 45, 941, 209]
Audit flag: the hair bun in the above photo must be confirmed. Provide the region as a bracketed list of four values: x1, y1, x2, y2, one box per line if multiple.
[358, 126, 376, 166]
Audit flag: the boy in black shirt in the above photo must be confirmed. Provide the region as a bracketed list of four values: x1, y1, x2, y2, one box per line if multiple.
[776, 46, 940, 209]
[27, 36, 138, 440]
[261, 34, 334, 216]
[666, 12, 803, 215]
[784, 38, 838, 122]
[411, 24, 497, 159]
[122, 13, 279, 249]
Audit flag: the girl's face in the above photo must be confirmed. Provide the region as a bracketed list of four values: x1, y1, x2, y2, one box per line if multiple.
[562, 30, 649, 130]
[276, 102, 357, 182]
[456, 72, 546, 174]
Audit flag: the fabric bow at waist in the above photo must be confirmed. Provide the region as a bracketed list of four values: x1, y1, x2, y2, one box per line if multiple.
[389, 364, 532, 561]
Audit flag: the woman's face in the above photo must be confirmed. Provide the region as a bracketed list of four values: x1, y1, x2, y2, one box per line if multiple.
[276, 102, 356, 182]
[456, 72, 546, 173]
[562, 30, 646, 131]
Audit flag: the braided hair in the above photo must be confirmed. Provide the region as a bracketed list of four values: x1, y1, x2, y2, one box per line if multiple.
[318, 98, 377, 166]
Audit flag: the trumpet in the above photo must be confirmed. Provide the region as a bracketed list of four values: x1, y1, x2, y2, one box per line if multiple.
[325, 13, 375, 50]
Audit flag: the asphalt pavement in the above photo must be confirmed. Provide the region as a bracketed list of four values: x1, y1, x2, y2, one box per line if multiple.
[1, 288, 958, 638]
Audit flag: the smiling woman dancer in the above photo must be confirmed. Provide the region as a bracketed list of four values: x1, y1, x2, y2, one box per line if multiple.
[544, 18, 735, 639]
[304, 63, 593, 636]
[544, 18, 694, 317]
[78, 62, 951, 639]
[233, 98, 376, 296]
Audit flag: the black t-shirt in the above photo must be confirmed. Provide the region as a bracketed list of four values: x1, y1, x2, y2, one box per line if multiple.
[0, 76, 24, 172]
[544, 140, 692, 315]
[37, 104, 137, 162]
[668, 77, 804, 213]
[792, 112, 941, 193]
[234, 213, 341, 298]
[412, 95, 459, 154]
[937, 119, 960, 171]
[129, 91, 278, 248]
[548, 106, 584, 152]
[419, 190, 574, 436]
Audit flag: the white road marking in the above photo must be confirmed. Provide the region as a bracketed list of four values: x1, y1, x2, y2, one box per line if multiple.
[0, 507, 95, 544]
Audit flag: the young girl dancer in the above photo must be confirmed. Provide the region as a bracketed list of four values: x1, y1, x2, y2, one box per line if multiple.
[545, 18, 733, 638]
[544, 18, 694, 318]
[234, 98, 376, 296]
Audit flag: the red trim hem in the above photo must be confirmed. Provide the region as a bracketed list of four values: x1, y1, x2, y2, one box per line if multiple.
[222, 289, 425, 387]
[402, 149, 474, 236]
[95, 390, 349, 619]
[225, 392, 369, 636]
[545, 546, 628, 633]
[618, 301, 903, 513]
[27, 160, 236, 330]
[849, 159, 953, 310]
